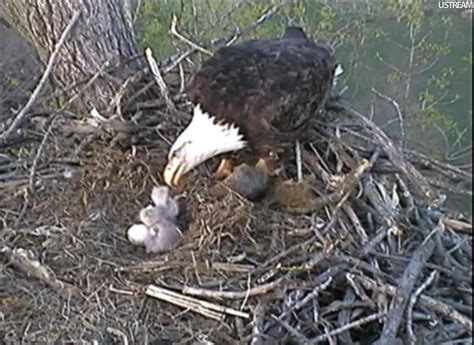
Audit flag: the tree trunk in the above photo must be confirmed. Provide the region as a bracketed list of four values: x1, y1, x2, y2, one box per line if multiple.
[0, 0, 142, 112]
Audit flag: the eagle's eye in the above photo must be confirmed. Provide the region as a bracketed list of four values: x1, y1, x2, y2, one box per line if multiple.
[170, 141, 191, 159]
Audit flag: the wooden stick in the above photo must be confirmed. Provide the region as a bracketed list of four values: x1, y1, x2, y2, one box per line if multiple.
[144, 47, 176, 111]
[211, 262, 255, 273]
[29, 115, 58, 190]
[374, 238, 435, 344]
[146, 285, 250, 320]
[182, 278, 285, 300]
[407, 271, 437, 345]
[371, 87, 406, 144]
[351, 274, 472, 332]
[443, 218, 472, 233]
[271, 314, 309, 343]
[295, 140, 303, 182]
[309, 312, 387, 343]
[327, 101, 434, 202]
[0, 11, 82, 142]
[106, 327, 129, 345]
[170, 15, 212, 56]
[277, 277, 333, 321]
[1, 246, 80, 298]
[146, 285, 224, 321]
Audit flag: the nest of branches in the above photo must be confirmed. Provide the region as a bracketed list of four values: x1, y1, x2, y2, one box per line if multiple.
[0, 14, 472, 345]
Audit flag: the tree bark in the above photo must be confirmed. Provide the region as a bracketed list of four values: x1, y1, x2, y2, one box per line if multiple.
[0, 0, 142, 112]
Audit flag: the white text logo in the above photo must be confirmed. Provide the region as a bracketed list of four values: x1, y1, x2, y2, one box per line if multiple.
[438, 1, 473, 12]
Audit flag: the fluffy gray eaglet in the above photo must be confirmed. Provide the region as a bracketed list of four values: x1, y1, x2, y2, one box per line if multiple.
[164, 26, 342, 187]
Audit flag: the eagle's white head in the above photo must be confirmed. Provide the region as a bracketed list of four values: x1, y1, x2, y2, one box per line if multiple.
[163, 105, 247, 187]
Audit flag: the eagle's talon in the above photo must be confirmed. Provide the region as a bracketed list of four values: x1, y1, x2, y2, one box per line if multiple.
[255, 158, 280, 177]
[215, 158, 234, 180]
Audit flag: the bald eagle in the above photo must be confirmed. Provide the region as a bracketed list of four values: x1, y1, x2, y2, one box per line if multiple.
[164, 27, 341, 187]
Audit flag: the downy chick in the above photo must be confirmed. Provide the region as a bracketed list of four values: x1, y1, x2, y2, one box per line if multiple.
[127, 185, 182, 253]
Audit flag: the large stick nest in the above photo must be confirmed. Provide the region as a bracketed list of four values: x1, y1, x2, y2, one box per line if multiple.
[0, 28, 472, 345]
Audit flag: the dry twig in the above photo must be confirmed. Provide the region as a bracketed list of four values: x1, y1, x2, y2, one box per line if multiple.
[170, 15, 212, 56]
[310, 312, 387, 344]
[106, 327, 129, 345]
[144, 47, 176, 111]
[374, 238, 435, 344]
[407, 270, 438, 345]
[1, 247, 80, 298]
[0, 11, 81, 142]
[182, 278, 285, 300]
[327, 101, 434, 201]
[352, 274, 472, 332]
[371, 87, 406, 145]
[146, 285, 250, 320]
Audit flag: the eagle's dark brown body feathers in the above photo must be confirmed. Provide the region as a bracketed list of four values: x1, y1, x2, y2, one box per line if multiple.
[186, 26, 338, 154]
[163, 27, 340, 187]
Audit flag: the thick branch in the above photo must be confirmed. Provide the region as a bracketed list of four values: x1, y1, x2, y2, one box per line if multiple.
[327, 101, 434, 202]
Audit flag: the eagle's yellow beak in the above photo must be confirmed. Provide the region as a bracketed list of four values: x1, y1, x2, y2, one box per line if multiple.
[163, 104, 247, 187]
[163, 157, 188, 187]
